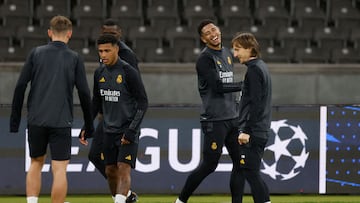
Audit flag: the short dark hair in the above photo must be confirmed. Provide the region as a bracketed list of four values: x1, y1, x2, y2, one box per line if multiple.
[197, 19, 216, 36]
[97, 34, 118, 45]
[103, 18, 118, 27]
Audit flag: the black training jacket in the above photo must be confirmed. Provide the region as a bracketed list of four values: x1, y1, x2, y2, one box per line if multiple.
[10, 41, 93, 132]
[238, 58, 272, 136]
[92, 57, 148, 142]
[196, 46, 242, 122]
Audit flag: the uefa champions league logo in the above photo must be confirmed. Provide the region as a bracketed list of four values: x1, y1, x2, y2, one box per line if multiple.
[261, 120, 309, 181]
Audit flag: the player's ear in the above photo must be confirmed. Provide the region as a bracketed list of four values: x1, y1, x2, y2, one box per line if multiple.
[47, 29, 52, 39]
[200, 36, 207, 44]
[67, 30, 72, 39]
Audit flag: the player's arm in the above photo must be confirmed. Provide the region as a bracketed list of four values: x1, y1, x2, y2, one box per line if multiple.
[9, 51, 34, 132]
[246, 66, 265, 128]
[91, 68, 103, 118]
[220, 81, 243, 92]
[239, 66, 263, 134]
[79, 66, 104, 145]
[123, 65, 148, 143]
[74, 56, 94, 137]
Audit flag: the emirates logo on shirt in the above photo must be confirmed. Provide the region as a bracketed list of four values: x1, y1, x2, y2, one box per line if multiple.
[219, 71, 234, 83]
[100, 89, 120, 102]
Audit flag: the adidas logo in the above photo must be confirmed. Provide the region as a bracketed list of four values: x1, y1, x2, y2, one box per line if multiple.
[125, 155, 132, 160]
[99, 77, 105, 82]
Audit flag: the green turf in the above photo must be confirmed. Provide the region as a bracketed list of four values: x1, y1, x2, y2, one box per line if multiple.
[0, 194, 359, 203]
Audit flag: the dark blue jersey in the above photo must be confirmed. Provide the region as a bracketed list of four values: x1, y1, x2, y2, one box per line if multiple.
[93, 40, 140, 115]
[238, 58, 272, 136]
[196, 47, 242, 122]
[92, 58, 148, 142]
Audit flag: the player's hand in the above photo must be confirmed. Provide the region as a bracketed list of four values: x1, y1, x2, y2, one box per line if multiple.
[238, 133, 250, 145]
[10, 123, 19, 133]
[121, 135, 130, 145]
[79, 130, 88, 146]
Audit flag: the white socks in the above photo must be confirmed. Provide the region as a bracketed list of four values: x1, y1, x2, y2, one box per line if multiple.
[175, 198, 184, 203]
[26, 196, 38, 203]
[112, 190, 132, 201]
[114, 194, 127, 203]
[127, 190, 132, 197]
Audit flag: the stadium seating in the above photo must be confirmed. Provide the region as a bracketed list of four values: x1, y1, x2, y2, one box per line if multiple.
[241, 25, 278, 49]
[0, 46, 29, 62]
[219, 0, 250, 7]
[16, 25, 49, 52]
[254, 3, 291, 28]
[330, 1, 360, 32]
[181, 47, 202, 63]
[109, 0, 144, 34]
[0, 0, 358, 63]
[0, 0, 33, 29]
[261, 46, 294, 63]
[146, 3, 180, 34]
[292, 0, 328, 30]
[313, 26, 349, 49]
[220, 25, 243, 48]
[143, 47, 178, 62]
[164, 25, 199, 50]
[0, 25, 14, 48]
[218, 3, 253, 28]
[68, 25, 91, 51]
[330, 47, 360, 63]
[277, 26, 313, 50]
[182, 0, 216, 29]
[72, 0, 106, 29]
[73, 46, 99, 62]
[128, 25, 163, 61]
[294, 47, 331, 63]
[349, 27, 360, 48]
[35, 0, 71, 26]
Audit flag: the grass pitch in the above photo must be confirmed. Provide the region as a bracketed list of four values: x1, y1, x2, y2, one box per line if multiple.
[0, 194, 359, 203]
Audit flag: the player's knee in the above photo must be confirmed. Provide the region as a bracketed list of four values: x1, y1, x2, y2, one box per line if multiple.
[105, 165, 117, 179]
[231, 161, 242, 172]
[31, 155, 46, 165]
[88, 152, 97, 163]
[202, 153, 221, 172]
[202, 159, 219, 173]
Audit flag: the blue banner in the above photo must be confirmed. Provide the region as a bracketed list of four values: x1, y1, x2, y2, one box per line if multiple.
[0, 106, 359, 195]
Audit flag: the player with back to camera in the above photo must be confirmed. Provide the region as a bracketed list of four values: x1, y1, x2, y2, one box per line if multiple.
[175, 19, 243, 203]
[81, 18, 139, 202]
[10, 15, 94, 203]
[80, 34, 148, 203]
[232, 32, 272, 203]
